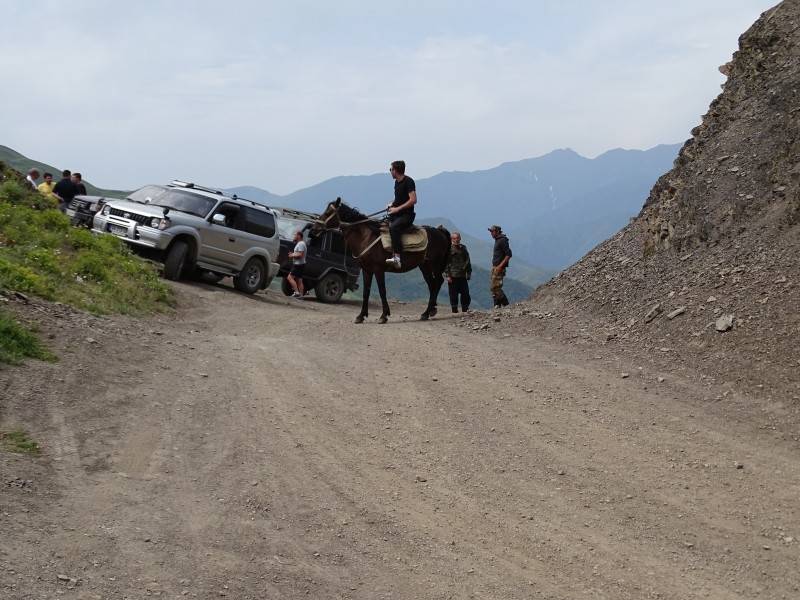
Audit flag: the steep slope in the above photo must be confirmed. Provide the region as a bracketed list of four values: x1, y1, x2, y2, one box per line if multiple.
[0, 145, 128, 198]
[530, 0, 800, 392]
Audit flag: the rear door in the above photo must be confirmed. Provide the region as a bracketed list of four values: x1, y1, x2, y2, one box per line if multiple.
[238, 207, 277, 267]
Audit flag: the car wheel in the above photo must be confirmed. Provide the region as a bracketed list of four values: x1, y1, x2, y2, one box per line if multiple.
[234, 258, 265, 294]
[315, 272, 345, 303]
[281, 277, 294, 296]
[163, 240, 190, 281]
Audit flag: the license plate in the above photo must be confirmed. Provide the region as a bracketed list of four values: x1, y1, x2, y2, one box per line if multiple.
[65, 209, 76, 217]
[109, 224, 128, 237]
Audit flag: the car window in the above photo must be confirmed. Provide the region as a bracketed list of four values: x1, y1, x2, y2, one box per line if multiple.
[212, 202, 244, 230]
[243, 207, 276, 238]
[277, 217, 306, 240]
[329, 231, 346, 255]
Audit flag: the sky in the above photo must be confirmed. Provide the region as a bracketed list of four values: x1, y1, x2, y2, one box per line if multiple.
[0, 0, 778, 194]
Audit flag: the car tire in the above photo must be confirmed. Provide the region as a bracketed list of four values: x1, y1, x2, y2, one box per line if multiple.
[234, 258, 266, 294]
[315, 272, 345, 303]
[281, 277, 294, 296]
[164, 240, 190, 281]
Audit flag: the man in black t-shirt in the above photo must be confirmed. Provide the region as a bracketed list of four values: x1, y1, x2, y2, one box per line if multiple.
[72, 172, 87, 195]
[385, 160, 417, 268]
[53, 169, 78, 213]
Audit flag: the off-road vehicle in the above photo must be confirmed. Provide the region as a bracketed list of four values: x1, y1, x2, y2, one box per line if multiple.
[275, 208, 360, 303]
[66, 194, 108, 227]
[92, 181, 280, 294]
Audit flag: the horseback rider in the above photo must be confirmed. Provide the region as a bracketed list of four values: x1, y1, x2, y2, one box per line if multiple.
[385, 160, 416, 268]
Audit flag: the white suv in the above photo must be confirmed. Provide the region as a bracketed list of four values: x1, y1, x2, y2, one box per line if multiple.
[92, 181, 280, 294]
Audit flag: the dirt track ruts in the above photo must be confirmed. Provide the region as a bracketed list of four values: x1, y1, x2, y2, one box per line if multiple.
[1, 281, 799, 599]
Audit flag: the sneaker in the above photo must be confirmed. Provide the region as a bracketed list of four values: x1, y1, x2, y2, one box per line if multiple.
[385, 256, 402, 268]
[451, 306, 459, 314]
[291, 292, 301, 298]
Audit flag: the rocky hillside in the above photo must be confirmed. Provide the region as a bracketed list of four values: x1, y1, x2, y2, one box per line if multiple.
[528, 1, 800, 394]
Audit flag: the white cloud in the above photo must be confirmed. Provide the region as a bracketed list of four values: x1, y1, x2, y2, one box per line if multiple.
[0, 0, 777, 192]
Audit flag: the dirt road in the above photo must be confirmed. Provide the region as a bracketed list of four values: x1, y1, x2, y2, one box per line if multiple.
[2, 282, 799, 599]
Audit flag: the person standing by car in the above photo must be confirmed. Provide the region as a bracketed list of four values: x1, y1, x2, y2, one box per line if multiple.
[24, 168, 40, 190]
[385, 160, 416, 269]
[488, 224, 512, 308]
[37, 172, 56, 200]
[286, 230, 307, 299]
[445, 232, 472, 313]
[72, 172, 87, 195]
[53, 169, 78, 213]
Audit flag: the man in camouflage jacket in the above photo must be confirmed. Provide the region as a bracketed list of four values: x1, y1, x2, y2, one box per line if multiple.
[445, 232, 472, 312]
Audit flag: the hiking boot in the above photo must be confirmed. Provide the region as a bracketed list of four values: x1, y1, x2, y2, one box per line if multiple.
[385, 255, 401, 269]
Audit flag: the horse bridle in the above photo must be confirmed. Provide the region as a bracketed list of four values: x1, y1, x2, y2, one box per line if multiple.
[314, 204, 389, 259]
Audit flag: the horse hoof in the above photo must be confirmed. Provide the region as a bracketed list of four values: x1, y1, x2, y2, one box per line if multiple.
[429, 307, 438, 318]
[354, 316, 365, 324]
[419, 313, 429, 321]
[378, 316, 388, 324]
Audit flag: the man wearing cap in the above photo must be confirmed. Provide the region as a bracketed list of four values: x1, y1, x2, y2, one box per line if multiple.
[488, 225, 512, 308]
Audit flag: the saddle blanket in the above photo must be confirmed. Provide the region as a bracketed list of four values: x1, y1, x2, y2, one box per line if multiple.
[379, 225, 428, 253]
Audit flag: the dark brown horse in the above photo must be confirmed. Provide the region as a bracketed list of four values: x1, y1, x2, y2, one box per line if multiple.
[314, 198, 451, 323]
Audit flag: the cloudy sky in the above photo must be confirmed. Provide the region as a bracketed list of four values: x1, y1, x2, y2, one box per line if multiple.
[1, 0, 777, 193]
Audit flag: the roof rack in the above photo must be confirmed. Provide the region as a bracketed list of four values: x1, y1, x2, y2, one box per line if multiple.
[277, 207, 321, 222]
[170, 180, 224, 195]
[230, 194, 271, 210]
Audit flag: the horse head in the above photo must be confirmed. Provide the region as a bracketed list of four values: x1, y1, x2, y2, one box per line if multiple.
[313, 197, 343, 233]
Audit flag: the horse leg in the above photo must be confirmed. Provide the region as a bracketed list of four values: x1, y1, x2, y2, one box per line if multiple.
[356, 270, 372, 324]
[429, 269, 444, 318]
[375, 270, 390, 324]
[419, 266, 435, 320]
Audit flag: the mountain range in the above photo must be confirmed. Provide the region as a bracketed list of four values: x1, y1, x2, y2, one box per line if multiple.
[229, 144, 680, 270]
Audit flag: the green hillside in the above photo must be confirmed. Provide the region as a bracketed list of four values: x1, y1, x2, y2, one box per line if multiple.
[0, 161, 171, 363]
[0, 145, 128, 198]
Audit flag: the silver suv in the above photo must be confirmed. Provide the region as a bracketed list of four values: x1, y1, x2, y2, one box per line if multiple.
[92, 181, 280, 294]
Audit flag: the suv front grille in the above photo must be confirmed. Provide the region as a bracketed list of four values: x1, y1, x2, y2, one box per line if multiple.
[109, 207, 150, 226]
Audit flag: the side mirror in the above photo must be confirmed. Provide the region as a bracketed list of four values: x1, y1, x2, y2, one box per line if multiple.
[211, 213, 226, 226]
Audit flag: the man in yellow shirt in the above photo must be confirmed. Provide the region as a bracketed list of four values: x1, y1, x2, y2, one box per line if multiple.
[37, 172, 57, 200]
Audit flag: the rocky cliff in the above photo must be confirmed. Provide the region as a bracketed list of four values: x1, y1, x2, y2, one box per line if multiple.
[529, 1, 799, 394]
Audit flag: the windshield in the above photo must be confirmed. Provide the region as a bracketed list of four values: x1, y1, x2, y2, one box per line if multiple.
[127, 186, 217, 218]
[277, 217, 308, 240]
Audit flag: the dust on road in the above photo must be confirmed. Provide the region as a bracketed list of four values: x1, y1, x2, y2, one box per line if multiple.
[2, 282, 798, 599]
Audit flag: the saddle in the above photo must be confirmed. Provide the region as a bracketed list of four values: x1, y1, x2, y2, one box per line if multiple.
[379, 224, 428, 253]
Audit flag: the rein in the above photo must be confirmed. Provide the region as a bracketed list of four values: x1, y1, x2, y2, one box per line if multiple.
[315, 205, 389, 259]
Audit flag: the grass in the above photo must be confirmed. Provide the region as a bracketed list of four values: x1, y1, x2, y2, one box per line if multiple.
[0, 429, 41, 454]
[0, 308, 55, 364]
[0, 162, 173, 364]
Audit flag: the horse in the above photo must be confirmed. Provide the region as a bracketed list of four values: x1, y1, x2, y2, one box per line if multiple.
[313, 198, 451, 324]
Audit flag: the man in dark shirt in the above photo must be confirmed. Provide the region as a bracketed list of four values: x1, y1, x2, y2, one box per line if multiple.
[385, 160, 416, 269]
[72, 172, 87, 195]
[445, 231, 472, 313]
[53, 169, 78, 213]
[488, 225, 512, 308]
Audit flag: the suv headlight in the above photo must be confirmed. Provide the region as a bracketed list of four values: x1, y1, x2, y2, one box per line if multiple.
[102, 205, 111, 216]
[150, 217, 171, 230]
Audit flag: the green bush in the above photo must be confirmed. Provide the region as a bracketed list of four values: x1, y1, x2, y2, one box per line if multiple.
[0, 308, 55, 364]
[0, 164, 172, 363]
